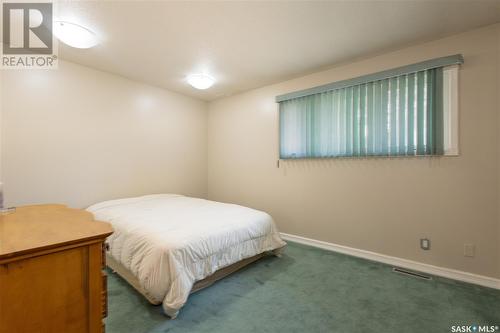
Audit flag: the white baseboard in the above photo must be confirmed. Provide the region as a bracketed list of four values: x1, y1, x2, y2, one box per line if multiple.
[280, 232, 500, 290]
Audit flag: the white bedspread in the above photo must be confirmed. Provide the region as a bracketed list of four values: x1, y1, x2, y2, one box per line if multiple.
[87, 194, 286, 318]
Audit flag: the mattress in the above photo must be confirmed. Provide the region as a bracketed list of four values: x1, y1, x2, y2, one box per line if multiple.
[87, 194, 286, 318]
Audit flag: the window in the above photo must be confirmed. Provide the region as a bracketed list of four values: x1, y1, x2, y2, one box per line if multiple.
[277, 55, 462, 159]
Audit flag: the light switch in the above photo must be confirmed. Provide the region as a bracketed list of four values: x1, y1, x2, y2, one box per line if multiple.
[464, 244, 475, 257]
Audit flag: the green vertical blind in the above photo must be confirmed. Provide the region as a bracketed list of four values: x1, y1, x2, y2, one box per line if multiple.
[279, 68, 444, 158]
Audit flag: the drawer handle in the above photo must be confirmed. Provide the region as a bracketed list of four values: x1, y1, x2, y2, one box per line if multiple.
[102, 272, 108, 318]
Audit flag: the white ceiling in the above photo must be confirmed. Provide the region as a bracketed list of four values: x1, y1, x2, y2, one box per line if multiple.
[55, 1, 500, 101]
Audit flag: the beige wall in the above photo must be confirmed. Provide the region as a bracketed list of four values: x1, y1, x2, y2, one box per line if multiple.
[498, 27, 500, 279]
[1, 60, 207, 208]
[208, 24, 500, 278]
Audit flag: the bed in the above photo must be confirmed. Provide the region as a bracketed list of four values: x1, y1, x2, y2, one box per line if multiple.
[87, 194, 286, 318]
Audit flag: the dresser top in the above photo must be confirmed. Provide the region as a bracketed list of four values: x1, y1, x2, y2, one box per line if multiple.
[0, 204, 113, 260]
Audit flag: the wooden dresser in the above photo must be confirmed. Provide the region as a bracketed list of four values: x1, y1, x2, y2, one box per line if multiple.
[0, 205, 113, 333]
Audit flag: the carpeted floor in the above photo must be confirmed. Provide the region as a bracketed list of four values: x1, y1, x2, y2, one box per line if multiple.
[105, 242, 500, 333]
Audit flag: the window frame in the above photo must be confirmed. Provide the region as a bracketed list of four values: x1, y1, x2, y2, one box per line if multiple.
[277, 63, 460, 160]
[442, 65, 459, 156]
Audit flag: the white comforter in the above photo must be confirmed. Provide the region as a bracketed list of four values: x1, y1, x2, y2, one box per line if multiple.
[87, 194, 285, 318]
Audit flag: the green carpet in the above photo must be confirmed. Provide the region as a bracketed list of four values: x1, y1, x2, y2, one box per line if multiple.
[106, 242, 500, 333]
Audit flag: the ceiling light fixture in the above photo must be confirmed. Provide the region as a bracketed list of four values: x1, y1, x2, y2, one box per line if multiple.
[187, 73, 215, 90]
[53, 21, 99, 49]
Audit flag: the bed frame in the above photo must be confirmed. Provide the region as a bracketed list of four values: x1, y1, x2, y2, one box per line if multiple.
[106, 247, 284, 305]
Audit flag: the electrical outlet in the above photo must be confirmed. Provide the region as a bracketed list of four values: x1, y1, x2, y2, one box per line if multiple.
[464, 244, 475, 257]
[420, 238, 430, 250]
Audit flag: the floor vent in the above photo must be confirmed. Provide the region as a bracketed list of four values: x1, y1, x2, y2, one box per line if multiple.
[392, 267, 432, 280]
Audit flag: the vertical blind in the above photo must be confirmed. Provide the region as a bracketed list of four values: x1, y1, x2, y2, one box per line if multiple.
[276, 55, 463, 159]
[279, 68, 444, 158]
